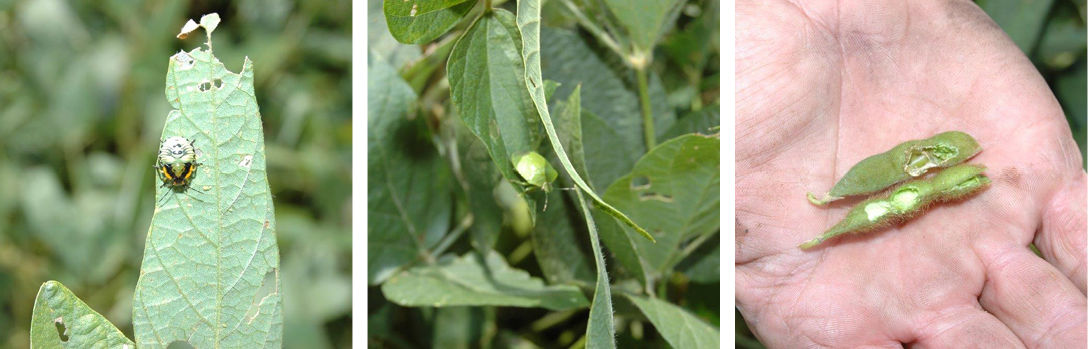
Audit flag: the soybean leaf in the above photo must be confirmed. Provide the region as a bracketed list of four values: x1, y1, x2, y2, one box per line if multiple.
[627, 295, 720, 349]
[517, 0, 654, 242]
[574, 190, 617, 349]
[676, 234, 720, 283]
[659, 104, 720, 142]
[453, 119, 504, 252]
[368, 51, 453, 284]
[977, 0, 1053, 52]
[582, 110, 639, 192]
[381, 251, 589, 311]
[132, 25, 282, 347]
[541, 27, 674, 181]
[31, 281, 134, 348]
[448, 8, 542, 190]
[601, 0, 682, 55]
[603, 134, 719, 278]
[369, 0, 421, 68]
[383, 0, 478, 44]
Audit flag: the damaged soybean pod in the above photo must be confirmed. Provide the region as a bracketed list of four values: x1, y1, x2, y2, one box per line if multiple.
[799, 164, 991, 249]
[807, 131, 981, 205]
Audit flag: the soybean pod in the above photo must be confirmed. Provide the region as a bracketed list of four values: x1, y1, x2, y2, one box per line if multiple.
[807, 131, 981, 205]
[799, 164, 991, 249]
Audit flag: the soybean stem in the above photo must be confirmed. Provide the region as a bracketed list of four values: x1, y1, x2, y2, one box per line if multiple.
[637, 67, 656, 149]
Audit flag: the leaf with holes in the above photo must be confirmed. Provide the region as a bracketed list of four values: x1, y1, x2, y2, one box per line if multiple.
[132, 19, 282, 347]
[602, 134, 719, 279]
[31, 281, 134, 348]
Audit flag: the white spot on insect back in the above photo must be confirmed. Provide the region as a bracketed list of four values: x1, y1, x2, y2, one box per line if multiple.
[410, 4, 418, 16]
[239, 155, 253, 168]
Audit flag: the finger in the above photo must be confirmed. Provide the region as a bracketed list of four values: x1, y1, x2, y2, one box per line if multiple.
[1034, 173, 1087, 293]
[912, 305, 1023, 348]
[978, 245, 1087, 347]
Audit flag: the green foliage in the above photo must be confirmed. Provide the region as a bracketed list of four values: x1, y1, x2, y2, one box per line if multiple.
[3, 2, 350, 347]
[448, 8, 543, 191]
[603, 134, 720, 282]
[977, 0, 1088, 166]
[627, 295, 721, 349]
[31, 281, 134, 348]
[371, 0, 720, 347]
[384, 0, 477, 44]
[381, 251, 589, 310]
[367, 51, 452, 285]
[131, 22, 283, 346]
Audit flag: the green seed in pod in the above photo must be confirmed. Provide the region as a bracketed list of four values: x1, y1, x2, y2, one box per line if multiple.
[799, 164, 991, 249]
[807, 131, 981, 205]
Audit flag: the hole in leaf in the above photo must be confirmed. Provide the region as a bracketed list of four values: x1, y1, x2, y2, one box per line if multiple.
[630, 176, 651, 190]
[638, 192, 673, 202]
[213, 78, 223, 88]
[54, 317, 68, 342]
[198, 81, 213, 92]
[167, 341, 195, 349]
[173, 51, 194, 69]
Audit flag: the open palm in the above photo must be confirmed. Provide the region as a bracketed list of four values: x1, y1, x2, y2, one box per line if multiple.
[736, 0, 1087, 347]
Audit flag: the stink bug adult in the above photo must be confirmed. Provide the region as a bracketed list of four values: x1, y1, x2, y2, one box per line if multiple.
[155, 136, 202, 204]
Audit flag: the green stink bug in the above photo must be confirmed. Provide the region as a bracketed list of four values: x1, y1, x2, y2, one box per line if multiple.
[511, 151, 563, 210]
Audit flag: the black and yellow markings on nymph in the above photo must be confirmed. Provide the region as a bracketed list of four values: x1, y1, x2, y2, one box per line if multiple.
[157, 162, 197, 187]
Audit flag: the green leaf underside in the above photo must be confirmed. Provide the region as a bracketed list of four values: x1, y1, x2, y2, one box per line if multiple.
[31, 281, 134, 348]
[516, 0, 654, 242]
[368, 51, 452, 284]
[448, 9, 542, 191]
[133, 42, 282, 346]
[575, 190, 618, 349]
[627, 295, 720, 349]
[603, 134, 720, 277]
[384, 0, 477, 44]
[381, 251, 589, 311]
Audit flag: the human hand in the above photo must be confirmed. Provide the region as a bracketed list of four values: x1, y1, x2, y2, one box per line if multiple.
[735, 0, 1087, 347]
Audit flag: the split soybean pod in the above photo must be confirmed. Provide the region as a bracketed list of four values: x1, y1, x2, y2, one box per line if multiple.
[807, 131, 981, 205]
[799, 163, 990, 249]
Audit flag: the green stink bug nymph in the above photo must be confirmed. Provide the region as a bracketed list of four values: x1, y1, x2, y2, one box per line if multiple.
[511, 151, 565, 210]
[155, 136, 203, 205]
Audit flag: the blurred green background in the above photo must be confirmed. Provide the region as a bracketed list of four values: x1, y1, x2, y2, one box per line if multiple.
[0, 0, 351, 347]
[737, 0, 1086, 347]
